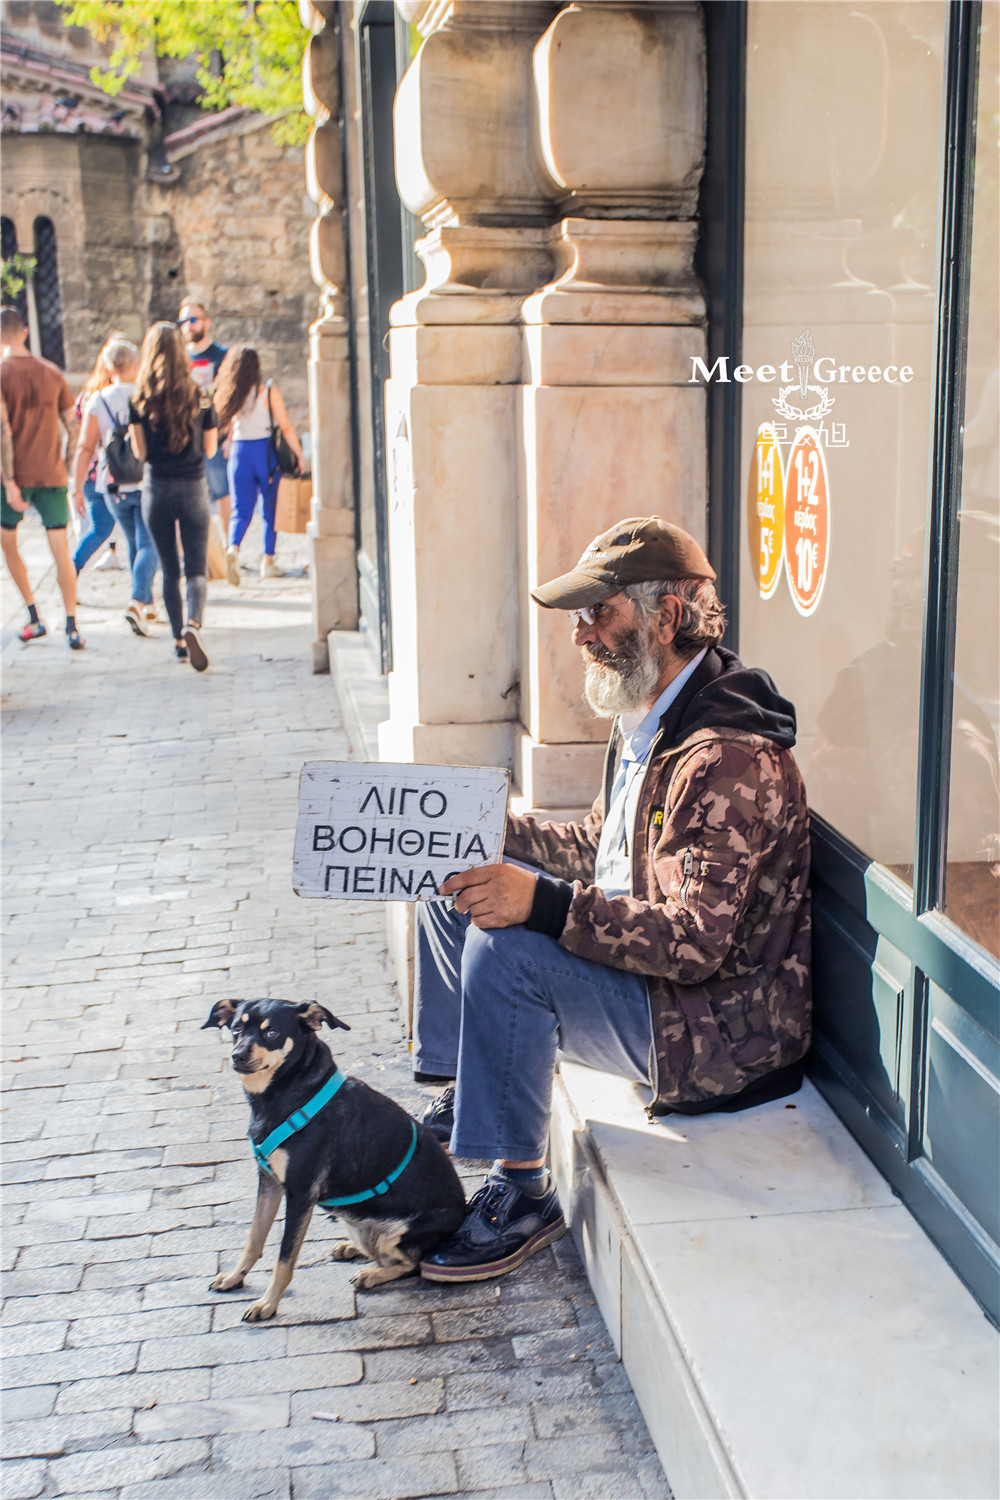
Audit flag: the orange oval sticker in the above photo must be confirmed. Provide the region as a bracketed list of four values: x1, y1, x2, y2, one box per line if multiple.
[784, 426, 829, 616]
[747, 423, 785, 599]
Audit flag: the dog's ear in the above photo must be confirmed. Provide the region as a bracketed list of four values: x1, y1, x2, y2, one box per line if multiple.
[201, 999, 238, 1031]
[297, 1003, 351, 1033]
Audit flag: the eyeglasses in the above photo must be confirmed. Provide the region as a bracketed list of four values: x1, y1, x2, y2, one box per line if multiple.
[568, 601, 614, 629]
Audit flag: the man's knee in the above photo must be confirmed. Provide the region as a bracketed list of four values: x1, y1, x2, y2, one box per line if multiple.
[460, 923, 551, 990]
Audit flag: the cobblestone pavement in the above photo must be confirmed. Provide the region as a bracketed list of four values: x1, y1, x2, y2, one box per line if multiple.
[1, 528, 670, 1500]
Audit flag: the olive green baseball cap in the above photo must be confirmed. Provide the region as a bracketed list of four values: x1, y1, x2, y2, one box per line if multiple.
[531, 516, 716, 610]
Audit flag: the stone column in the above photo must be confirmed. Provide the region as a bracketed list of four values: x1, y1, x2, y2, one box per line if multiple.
[303, 0, 358, 673]
[379, 0, 557, 1009]
[516, 1, 708, 808]
[377, 0, 559, 768]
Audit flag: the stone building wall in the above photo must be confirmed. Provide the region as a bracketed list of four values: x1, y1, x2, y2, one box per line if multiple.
[1, 0, 315, 430]
[148, 122, 315, 430]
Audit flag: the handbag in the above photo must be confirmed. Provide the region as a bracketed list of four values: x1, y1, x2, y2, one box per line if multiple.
[266, 382, 300, 480]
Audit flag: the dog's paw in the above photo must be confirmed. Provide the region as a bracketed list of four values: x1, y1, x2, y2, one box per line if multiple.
[331, 1240, 363, 1262]
[242, 1299, 278, 1322]
[210, 1271, 247, 1292]
[350, 1267, 384, 1291]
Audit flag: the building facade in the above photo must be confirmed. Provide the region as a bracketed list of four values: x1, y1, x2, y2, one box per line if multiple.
[1, 0, 314, 427]
[303, 0, 999, 1320]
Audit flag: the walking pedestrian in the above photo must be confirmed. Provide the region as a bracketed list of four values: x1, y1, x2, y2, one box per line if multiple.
[129, 322, 218, 672]
[179, 300, 231, 535]
[0, 305, 85, 649]
[213, 345, 304, 584]
[71, 339, 122, 576]
[71, 336, 158, 637]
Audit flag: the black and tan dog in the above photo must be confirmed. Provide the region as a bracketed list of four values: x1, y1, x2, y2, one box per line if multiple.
[202, 997, 466, 1321]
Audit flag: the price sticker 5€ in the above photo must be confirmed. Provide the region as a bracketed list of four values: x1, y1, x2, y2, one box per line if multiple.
[747, 423, 785, 599]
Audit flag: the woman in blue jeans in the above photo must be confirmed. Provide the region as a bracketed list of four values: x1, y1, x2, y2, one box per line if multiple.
[71, 336, 158, 634]
[71, 341, 118, 574]
[213, 345, 304, 583]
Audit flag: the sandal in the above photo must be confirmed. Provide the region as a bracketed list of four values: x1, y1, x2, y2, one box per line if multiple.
[19, 620, 46, 642]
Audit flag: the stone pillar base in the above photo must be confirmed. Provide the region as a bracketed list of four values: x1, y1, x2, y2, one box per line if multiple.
[385, 903, 415, 1034]
[517, 729, 606, 811]
[308, 502, 358, 673]
[378, 715, 515, 773]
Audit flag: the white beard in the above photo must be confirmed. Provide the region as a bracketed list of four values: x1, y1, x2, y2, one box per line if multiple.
[582, 622, 661, 718]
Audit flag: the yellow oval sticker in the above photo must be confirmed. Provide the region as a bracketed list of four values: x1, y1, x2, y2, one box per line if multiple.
[747, 422, 785, 599]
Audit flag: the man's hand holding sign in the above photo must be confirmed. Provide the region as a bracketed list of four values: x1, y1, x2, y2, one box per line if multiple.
[441, 863, 536, 929]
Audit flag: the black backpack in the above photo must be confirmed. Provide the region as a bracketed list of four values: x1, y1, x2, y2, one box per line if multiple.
[98, 394, 144, 492]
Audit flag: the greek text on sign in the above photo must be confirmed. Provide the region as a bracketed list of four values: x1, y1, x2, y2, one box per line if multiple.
[293, 762, 510, 901]
[784, 425, 830, 616]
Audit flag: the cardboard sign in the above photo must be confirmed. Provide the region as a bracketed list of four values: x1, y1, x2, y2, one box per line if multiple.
[747, 422, 785, 599]
[784, 426, 830, 616]
[293, 762, 510, 901]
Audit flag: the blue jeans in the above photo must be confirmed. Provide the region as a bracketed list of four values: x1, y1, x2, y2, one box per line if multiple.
[110, 489, 157, 606]
[73, 478, 115, 572]
[227, 438, 279, 557]
[414, 901, 653, 1161]
[205, 446, 230, 503]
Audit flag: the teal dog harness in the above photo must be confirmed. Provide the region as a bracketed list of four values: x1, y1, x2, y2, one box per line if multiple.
[249, 1068, 419, 1209]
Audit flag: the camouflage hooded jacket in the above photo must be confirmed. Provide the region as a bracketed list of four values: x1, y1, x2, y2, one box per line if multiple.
[504, 647, 812, 1112]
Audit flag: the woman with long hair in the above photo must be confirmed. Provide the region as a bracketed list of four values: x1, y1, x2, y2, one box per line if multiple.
[213, 344, 303, 585]
[129, 322, 218, 671]
[71, 335, 158, 636]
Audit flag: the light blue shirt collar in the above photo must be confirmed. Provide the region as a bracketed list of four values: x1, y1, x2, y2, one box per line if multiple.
[617, 648, 708, 765]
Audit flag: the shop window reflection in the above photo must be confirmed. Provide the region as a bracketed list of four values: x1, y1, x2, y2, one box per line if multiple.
[739, 0, 947, 886]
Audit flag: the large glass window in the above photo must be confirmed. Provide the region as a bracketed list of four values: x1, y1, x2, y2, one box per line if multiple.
[945, 4, 999, 956]
[32, 217, 64, 370]
[738, 0, 947, 884]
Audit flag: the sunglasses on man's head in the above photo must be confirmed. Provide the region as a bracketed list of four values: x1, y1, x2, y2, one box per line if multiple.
[178, 315, 200, 326]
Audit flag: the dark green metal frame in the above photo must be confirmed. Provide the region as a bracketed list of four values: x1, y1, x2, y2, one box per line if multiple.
[699, 0, 745, 651]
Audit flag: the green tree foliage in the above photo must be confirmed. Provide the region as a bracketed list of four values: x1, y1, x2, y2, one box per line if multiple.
[1, 253, 37, 300]
[56, 0, 308, 142]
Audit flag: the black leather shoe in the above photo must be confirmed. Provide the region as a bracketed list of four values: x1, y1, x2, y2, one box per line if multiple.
[419, 1085, 455, 1144]
[420, 1172, 565, 1282]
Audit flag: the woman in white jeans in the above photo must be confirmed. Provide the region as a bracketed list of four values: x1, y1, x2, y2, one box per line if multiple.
[213, 346, 304, 584]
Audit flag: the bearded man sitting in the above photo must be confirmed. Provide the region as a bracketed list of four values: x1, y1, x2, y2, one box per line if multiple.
[414, 516, 812, 1284]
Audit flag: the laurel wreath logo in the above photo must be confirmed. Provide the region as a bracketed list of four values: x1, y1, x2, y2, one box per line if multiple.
[771, 384, 836, 423]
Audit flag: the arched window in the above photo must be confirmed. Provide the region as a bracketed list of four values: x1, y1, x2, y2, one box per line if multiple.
[32, 217, 64, 368]
[1, 217, 29, 327]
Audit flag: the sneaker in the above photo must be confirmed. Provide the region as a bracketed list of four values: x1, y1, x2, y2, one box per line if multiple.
[19, 619, 46, 642]
[225, 547, 241, 588]
[95, 549, 122, 571]
[174, 644, 189, 662]
[143, 606, 159, 622]
[420, 1085, 456, 1145]
[420, 1171, 565, 1283]
[260, 559, 285, 579]
[183, 624, 209, 673]
[124, 603, 148, 637]
[67, 627, 86, 651]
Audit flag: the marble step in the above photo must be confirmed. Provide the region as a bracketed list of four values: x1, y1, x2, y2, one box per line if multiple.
[550, 1063, 999, 1500]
